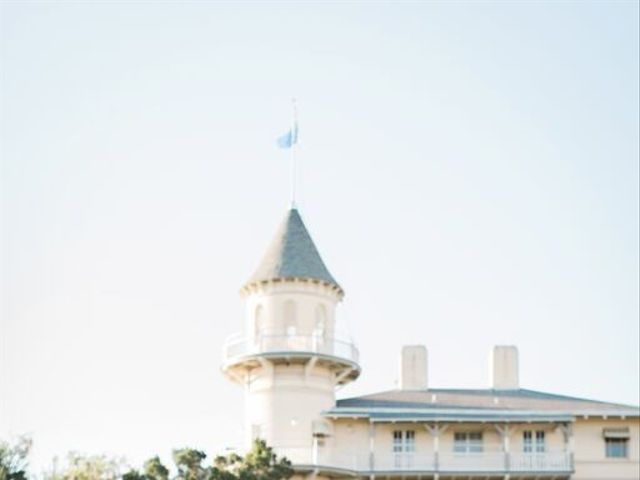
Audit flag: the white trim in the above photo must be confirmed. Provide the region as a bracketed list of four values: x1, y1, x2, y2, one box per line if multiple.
[324, 407, 639, 417]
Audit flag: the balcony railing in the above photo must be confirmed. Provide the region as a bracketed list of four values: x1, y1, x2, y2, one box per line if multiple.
[222, 333, 360, 365]
[510, 451, 572, 471]
[274, 448, 572, 474]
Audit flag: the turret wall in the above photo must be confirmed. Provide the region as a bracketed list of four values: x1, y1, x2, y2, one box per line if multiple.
[244, 363, 337, 448]
[243, 281, 342, 341]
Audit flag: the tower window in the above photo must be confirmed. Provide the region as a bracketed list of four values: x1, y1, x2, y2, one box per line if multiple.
[283, 300, 296, 335]
[254, 305, 264, 339]
[315, 305, 327, 335]
[313, 305, 327, 351]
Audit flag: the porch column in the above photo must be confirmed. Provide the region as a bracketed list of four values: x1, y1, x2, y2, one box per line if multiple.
[560, 423, 574, 469]
[312, 436, 318, 464]
[369, 420, 376, 478]
[426, 423, 447, 473]
[495, 424, 511, 472]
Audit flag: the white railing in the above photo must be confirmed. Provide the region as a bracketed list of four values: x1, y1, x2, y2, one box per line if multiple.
[222, 333, 360, 364]
[374, 453, 436, 471]
[276, 447, 369, 471]
[510, 451, 572, 471]
[274, 449, 572, 474]
[439, 452, 507, 471]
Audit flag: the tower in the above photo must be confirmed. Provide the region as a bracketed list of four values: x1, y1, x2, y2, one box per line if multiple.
[222, 208, 360, 459]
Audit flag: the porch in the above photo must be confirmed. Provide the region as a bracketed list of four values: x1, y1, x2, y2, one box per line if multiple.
[282, 448, 572, 477]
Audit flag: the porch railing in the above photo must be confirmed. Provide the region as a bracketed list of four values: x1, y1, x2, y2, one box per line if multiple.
[273, 448, 572, 473]
[510, 451, 572, 471]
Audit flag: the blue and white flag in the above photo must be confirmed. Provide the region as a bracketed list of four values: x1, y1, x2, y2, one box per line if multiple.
[277, 124, 298, 149]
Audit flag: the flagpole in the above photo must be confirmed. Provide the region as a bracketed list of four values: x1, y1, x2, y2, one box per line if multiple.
[290, 98, 297, 208]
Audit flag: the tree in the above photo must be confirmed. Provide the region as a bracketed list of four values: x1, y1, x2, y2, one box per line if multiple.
[6, 436, 293, 480]
[209, 452, 243, 480]
[173, 449, 206, 480]
[120, 455, 169, 480]
[0, 436, 32, 480]
[210, 440, 292, 480]
[122, 471, 146, 480]
[46, 453, 124, 480]
[143, 457, 169, 480]
[172, 440, 293, 480]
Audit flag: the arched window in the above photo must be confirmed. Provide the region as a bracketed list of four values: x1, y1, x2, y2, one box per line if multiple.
[314, 304, 327, 339]
[283, 300, 296, 337]
[313, 304, 327, 352]
[254, 304, 264, 341]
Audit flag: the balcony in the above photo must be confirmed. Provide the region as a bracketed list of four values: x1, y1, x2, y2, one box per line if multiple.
[222, 332, 360, 366]
[276, 448, 573, 475]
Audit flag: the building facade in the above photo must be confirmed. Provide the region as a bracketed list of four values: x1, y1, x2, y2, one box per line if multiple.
[222, 208, 639, 480]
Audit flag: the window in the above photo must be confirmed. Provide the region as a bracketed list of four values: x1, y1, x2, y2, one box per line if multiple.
[393, 430, 403, 453]
[315, 304, 327, 331]
[254, 305, 264, 342]
[523, 430, 546, 453]
[405, 430, 416, 452]
[605, 438, 628, 458]
[393, 430, 416, 468]
[313, 305, 327, 351]
[454, 432, 483, 453]
[283, 300, 296, 335]
[604, 427, 630, 458]
[314, 320, 326, 338]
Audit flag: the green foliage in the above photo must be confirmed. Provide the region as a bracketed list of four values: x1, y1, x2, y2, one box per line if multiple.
[47, 453, 124, 480]
[121, 471, 145, 480]
[2, 437, 292, 480]
[211, 440, 292, 480]
[209, 452, 243, 480]
[170, 440, 292, 480]
[0, 436, 32, 480]
[119, 456, 170, 480]
[172, 449, 206, 480]
[143, 457, 169, 480]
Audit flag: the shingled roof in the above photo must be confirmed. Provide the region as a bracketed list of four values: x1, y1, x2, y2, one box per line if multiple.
[245, 208, 341, 291]
[326, 388, 640, 421]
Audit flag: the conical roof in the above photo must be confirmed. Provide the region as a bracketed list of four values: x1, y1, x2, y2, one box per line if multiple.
[245, 208, 341, 291]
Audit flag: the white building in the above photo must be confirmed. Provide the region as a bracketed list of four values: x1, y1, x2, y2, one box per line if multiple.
[223, 207, 639, 480]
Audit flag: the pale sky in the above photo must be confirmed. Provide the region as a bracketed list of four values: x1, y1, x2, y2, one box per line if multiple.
[1, 0, 638, 474]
